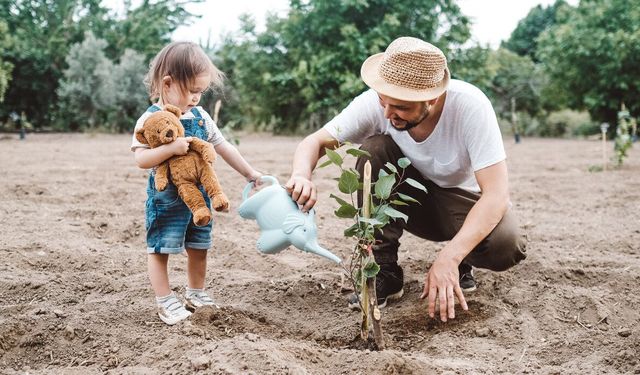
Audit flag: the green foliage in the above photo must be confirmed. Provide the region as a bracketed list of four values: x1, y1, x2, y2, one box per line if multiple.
[57, 33, 149, 131]
[0, 0, 194, 128]
[536, 0, 640, 126]
[217, 0, 470, 132]
[614, 106, 634, 166]
[502, 1, 566, 61]
[322, 146, 423, 309]
[0, 21, 13, 103]
[488, 48, 545, 119]
[58, 32, 113, 130]
[540, 109, 594, 137]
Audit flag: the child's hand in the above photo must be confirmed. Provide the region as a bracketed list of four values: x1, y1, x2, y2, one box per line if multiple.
[170, 137, 193, 155]
[247, 171, 264, 186]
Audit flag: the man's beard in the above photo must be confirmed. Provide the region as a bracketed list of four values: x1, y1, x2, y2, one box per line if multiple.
[390, 104, 430, 132]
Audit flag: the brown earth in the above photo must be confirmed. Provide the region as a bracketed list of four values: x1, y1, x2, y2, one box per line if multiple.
[0, 133, 638, 374]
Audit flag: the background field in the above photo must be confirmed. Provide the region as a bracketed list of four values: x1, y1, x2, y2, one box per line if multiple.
[1, 134, 638, 374]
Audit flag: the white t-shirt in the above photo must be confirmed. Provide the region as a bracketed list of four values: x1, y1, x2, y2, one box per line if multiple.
[323, 80, 505, 193]
[130, 105, 226, 151]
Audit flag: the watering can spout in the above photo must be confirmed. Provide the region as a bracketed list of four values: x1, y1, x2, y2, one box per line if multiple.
[305, 240, 341, 264]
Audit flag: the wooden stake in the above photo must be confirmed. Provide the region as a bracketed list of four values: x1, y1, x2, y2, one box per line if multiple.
[360, 161, 371, 340]
[361, 161, 385, 349]
[601, 124, 608, 171]
[213, 99, 222, 124]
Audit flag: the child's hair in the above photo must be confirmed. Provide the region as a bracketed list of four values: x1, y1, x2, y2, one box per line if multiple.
[145, 41, 224, 101]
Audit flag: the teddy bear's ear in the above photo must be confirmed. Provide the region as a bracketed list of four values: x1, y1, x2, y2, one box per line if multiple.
[135, 128, 148, 144]
[164, 104, 182, 119]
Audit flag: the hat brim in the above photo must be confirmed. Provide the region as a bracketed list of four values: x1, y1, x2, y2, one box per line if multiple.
[360, 53, 450, 102]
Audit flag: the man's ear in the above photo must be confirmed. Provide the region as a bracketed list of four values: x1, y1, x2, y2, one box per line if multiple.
[135, 128, 148, 144]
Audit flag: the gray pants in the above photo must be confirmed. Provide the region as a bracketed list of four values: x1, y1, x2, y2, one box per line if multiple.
[356, 135, 526, 271]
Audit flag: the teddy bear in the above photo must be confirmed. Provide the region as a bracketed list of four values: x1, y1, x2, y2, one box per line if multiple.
[135, 104, 229, 226]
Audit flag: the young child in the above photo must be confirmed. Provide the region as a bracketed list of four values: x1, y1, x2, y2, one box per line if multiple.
[131, 41, 262, 325]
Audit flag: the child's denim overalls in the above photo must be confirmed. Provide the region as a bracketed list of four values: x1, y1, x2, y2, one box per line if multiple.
[144, 106, 213, 254]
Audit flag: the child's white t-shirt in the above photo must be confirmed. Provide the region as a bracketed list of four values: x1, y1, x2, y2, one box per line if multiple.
[130, 105, 226, 152]
[323, 80, 505, 193]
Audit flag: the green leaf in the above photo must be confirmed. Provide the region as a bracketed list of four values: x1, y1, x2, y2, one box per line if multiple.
[398, 157, 411, 168]
[363, 261, 380, 278]
[317, 159, 332, 168]
[378, 169, 389, 178]
[383, 206, 409, 223]
[374, 174, 395, 200]
[359, 217, 384, 226]
[329, 193, 350, 207]
[384, 162, 397, 174]
[405, 178, 427, 193]
[390, 199, 409, 206]
[344, 223, 359, 237]
[397, 193, 421, 204]
[338, 170, 359, 194]
[335, 204, 358, 218]
[324, 148, 343, 167]
[346, 148, 371, 158]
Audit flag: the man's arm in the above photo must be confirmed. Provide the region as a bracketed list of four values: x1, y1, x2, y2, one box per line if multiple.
[286, 128, 340, 212]
[421, 160, 510, 321]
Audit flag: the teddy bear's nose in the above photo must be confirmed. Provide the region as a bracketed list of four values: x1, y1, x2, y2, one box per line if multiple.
[165, 129, 174, 138]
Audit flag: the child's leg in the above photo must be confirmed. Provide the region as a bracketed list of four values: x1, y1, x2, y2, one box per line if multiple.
[148, 253, 171, 296]
[185, 248, 207, 289]
[184, 248, 217, 309]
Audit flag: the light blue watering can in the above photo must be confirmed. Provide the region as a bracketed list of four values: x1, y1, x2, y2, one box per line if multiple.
[238, 175, 341, 263]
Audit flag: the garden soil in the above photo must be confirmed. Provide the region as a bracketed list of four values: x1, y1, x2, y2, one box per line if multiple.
[1, 133, 638, 374]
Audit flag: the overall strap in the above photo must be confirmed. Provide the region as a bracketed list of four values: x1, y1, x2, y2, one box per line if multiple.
[190, 107, 202, 118]
[146, 104, 162, 113]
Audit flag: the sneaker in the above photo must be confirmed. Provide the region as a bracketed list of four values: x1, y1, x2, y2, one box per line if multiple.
[156, 293, 192, 325]
[347, 263, 404, 310]
[459, 263, 477, 293]
[184, 288, 218, 311]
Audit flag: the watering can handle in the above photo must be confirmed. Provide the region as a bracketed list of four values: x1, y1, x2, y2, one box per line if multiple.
[241, 175, 280, 202]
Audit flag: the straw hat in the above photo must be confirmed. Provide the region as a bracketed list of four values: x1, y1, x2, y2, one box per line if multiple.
[361, 37, 450, 102]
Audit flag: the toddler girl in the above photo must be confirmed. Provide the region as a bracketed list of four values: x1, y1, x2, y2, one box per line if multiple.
[131, 41, 262, 325]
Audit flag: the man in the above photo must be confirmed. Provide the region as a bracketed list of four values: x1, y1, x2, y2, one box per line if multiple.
[286, 36, 526, 322]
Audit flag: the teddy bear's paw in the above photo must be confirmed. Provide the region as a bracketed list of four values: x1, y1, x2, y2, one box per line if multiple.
[155, 180, 168, 191]
[193, 208, 212, 227]
[212, 194, 230, 212]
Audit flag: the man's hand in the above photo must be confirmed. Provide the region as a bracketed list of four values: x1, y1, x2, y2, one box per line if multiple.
[170, 136, 193, 156]
[285, 175, 317, 212]
[420, 256, 468, 322]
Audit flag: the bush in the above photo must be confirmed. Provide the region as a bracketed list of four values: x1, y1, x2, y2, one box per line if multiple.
[542, 109, 593, 137]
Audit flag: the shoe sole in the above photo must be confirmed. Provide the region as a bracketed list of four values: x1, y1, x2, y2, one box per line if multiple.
[158, 310, 191, 325]
[461, 285, 477, 293]
[348, 289, 404, 310]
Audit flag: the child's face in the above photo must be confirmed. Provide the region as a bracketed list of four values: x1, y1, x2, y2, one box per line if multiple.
[163, 73, 210, 114]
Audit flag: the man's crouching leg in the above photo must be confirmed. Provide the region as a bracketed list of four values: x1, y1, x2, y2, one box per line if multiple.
[464, 209, 527, 272]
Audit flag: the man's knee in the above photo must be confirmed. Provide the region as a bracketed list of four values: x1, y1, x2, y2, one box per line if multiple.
[467, 212, 527, 272]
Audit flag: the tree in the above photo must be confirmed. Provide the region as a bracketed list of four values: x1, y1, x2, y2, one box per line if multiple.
[57, 32, 113, 130]
[104, 48, 149, 132]
[218, 0, 471, 133]
[0, 0, 196, 127]
[0, 21, 13, 103]
[502, 1, 568, 61]
[536, 0, 640, 125]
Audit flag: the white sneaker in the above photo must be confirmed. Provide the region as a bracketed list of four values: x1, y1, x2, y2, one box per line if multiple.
[184, 288, 218, 311]
[156, 293, 192, 325]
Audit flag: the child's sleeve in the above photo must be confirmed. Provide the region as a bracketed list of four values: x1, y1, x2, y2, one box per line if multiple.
[130, 111, 153, 152]
[199, 108, 226, 146]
